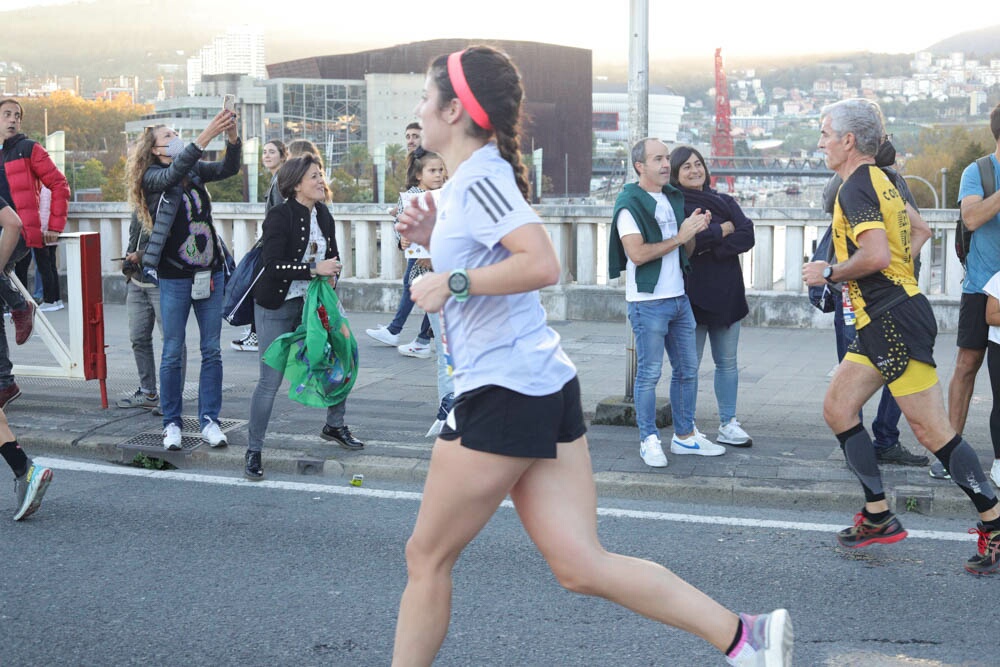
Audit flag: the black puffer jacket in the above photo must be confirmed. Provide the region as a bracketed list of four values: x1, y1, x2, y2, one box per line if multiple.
[140, 139, 242, 274]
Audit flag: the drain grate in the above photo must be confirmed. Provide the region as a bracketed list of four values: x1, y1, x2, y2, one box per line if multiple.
[115, 416, 246, 466]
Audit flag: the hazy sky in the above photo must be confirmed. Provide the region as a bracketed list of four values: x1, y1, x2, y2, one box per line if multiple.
[4, 0, 998, 61]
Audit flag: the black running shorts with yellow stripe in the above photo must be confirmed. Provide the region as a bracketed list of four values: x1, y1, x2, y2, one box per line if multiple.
[845, 293, 939, 397]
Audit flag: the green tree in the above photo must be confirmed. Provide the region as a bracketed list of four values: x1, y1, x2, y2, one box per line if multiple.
[101, 157, 127, 202]
[901, 125, 991, 208]
[383, 143, 407, 201]
[69, 157, 106, 191]
[206, 174, 246, 203]
[328, 167, 367, 203]
[341, 144, 371, 186]
[18, 90, 152, 162]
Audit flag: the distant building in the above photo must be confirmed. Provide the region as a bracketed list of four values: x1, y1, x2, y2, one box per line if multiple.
[267, 39, 592, 196]
[591, 82, 685, 144]
[187, 26, 266, 95]
[125, 74, 266, 152]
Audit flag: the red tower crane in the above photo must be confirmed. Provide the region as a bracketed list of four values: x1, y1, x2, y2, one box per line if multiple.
[712, 48, 735, 192]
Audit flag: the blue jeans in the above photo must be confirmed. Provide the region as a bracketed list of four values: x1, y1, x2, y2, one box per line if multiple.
[388, 258, 433, 343]
[695, 321, 741, 425]
[158, 271, 225, 429]
[834, 301, 901, 450]
[628, 296, 699, 439]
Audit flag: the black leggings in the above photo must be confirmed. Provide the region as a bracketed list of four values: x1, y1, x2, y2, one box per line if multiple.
[986, 341, 1000, 458]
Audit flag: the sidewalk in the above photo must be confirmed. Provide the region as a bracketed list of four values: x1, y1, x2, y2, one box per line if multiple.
[6, 303, 995, 519]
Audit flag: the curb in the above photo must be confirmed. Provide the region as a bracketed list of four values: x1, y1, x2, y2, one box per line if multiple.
[25, 433, 979, 521]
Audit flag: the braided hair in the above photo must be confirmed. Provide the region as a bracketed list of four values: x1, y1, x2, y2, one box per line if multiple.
[430, 46, 530, 202]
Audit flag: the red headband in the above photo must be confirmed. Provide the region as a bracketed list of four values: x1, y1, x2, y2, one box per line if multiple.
[447, 50, 493, 131]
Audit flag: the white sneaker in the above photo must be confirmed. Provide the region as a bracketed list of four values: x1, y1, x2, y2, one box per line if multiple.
[718, 418, 753, 447]
[399, 339, 432, 359]
[365, 325, 399, 346]
[639, 434, 668, 467]
[201, 417, 228, 448]
[163, 423, 182, 451]
[671, 431, 726, 456]
[991, 459, 1000, 489]
[38, 300, 64, 312]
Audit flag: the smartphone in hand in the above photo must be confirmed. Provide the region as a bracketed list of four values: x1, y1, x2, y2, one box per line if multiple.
[223, 94, 237, 115]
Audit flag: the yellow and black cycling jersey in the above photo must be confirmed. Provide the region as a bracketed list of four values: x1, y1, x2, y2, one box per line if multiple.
[831, 165, 920, 328]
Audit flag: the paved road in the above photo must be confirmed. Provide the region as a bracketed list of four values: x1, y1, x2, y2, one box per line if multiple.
[1, 458, 993, 667]
[3, 303, 997, 519]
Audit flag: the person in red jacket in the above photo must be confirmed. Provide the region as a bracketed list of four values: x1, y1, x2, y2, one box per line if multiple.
[0, 98, 71, 407]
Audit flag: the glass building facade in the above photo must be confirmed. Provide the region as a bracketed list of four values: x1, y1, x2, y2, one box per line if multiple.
[264, 79, 367, 168]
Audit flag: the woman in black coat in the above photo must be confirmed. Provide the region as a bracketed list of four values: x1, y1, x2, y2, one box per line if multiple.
[670, 146, 756, 448]
[244, 153, 364, 479]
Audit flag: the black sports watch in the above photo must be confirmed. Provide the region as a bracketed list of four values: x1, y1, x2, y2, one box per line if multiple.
[822, 265, 836, 284]
[448, 268, 470, 302]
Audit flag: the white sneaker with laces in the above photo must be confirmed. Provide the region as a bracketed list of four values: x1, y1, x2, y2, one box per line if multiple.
[38, 300, 64, 312]
[163, 423, 182, 451]
[718, 418, 753, 447]
[399, 339, 432, 359]
[365, 325, 399, 346]
[201, 417, 228, 448]
[671, 431, 726, 456]
[639, 434, 668, 467]
[991, 459, 1000, 489]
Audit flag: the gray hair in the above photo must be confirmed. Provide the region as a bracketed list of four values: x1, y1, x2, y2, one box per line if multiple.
[821, 99, 884, 157]
[630, 137, 662, 176]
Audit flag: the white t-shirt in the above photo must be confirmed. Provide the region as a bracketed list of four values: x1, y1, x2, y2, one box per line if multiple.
[983, 270, 1000, 345]
[616, 190, 685, 302]
[429, 143, 577, 397]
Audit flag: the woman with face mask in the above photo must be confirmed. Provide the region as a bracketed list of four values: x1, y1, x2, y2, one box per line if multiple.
[125, 108, 242, 451]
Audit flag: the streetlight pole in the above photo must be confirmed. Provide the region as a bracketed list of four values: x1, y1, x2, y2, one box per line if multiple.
[940, 167, 948, 208]
[623, 0, 649, 402]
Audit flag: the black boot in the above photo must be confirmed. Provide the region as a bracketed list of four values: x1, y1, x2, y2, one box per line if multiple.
[321, 425, 365, 450]
[245, 450, 263, 480]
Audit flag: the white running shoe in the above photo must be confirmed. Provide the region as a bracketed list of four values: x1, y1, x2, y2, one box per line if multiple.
[718, 418, 753, 447]
[726, 608, 794, 666]
[671, 431, 726, 456]
[38, 300, 64, 312]
[163, 423, 182, 451]
[201, 417, 228, 448]
[398, 339, 432, 359]
[991, 459, 1000, 489]
[639, 434, 668, 467]
[365, 325, 399, 346]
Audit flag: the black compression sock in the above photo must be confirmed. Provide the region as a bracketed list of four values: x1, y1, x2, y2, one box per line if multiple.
[0, 440, 28, 477]
[935, 435, 998, 513]
[837, 424, 885, 503]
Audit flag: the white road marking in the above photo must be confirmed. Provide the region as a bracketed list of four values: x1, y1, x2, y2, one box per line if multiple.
[36, 457, 976, 543]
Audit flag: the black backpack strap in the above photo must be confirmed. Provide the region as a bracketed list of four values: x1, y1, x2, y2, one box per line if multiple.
[977, 155, 996, 199]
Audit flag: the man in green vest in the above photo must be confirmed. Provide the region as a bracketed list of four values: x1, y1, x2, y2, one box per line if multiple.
[609, 138, 726, 468]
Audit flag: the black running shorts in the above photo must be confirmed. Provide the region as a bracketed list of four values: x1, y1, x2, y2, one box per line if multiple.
[957, 292, 989, 350]
[439, 376, 587, 458]
[847, 293, 937, 389]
